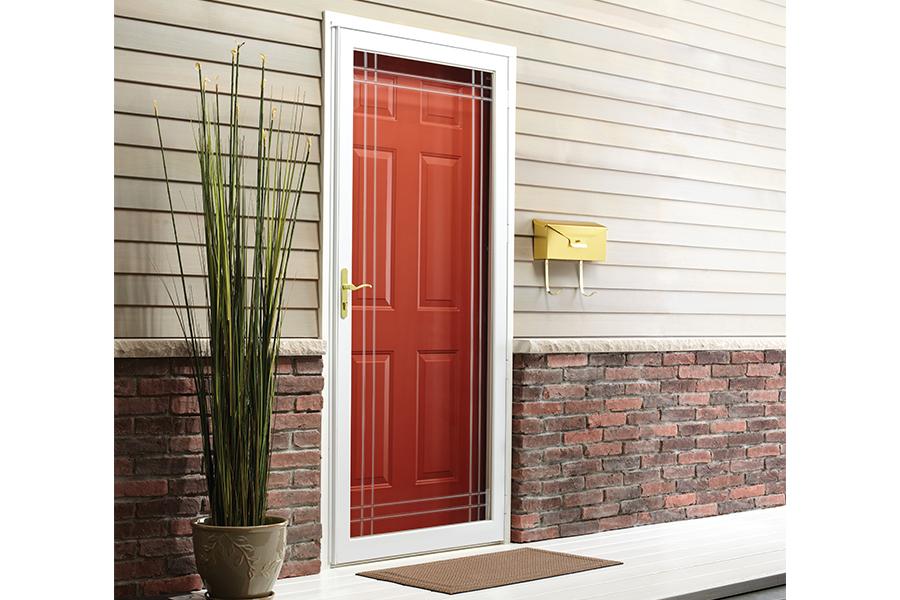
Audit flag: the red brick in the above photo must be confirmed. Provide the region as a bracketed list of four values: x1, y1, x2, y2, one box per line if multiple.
[626, 352, 662, 366]
[678, 450, 712, 464]
[585, 442, 623, 457]
[582, 504, 620, 519]
[747, 444, 781, 458]
[295, 395, 324, 411]
[627, 411, 660, 425]
[138, 378, 195, 396]
[513, 402, 564, 416]
[642, 481, 676, 496]
[138, 537, 193, 557]
[511, 526, 559, 542]
[604, 367, 642, 380]
[115, 397, 170, 415]
[641, 366, 678, 380]
[115, 559, 166, 580]
[747, 363, 780, 377]
[563, 429, 604, 444]
[603, 426, 641, 441]
[686, 503, 719, 518]
[589, 412, 627, 427]
[661, 465, 694, 480]
[562, 489, 605, 507]
[678, 365, 710, 379]
[543, 384, 586, 399]
[169, 436, 204, 453]
[661, 379, 697, 393]
[765, 376, 787, 389]
[515, 369, 562, 385]
[695, 435, 728, 449]
[663, 352, 696, 365]
[269, 489, 319, 508]
[598, 514, 639, 531]
[730, 484, 766, 499]
[543, 446, 583, 463]
[710, 420, 747, 433]
[625, 382, 661, 395]
[641, 423, 678, 437]
[764, 350, 785, 362]
[765, 403, 786, 416]
[547, 353, 588, 368]
[696, 378, 728, 392]
[606, 397, 643, 411]
[276, 375, 325, 394]
[270, 450, 319, 468]
[544, 415, 587, 431]
[661, 407, 696, 421]
[756, 494, 786, 507]
[516, 432, 562, 449]
[588, 353, 626, 366]
[731, 351, 764, 363]
[585, 472, 624, 488]
[712, 364, 746, 377]
[697, 406, 728, 420]
[679, 393, 710, 406]
[709, 474, 744, 488]
[665, 492, 696, 508]
[730, 378, 767, 391]
[564, 399, 604, 414]
[511, 513, 540, 530]
[114, 377, 137, 396]
[678, 423, 710, 436]
[559, 520, 601, 537]
[748, 390, 780, 403]
[273, 413, 320, 431]
[135, 456, 203, 475]
[696, 351, 730, 364]
[117, 479, 168, 497]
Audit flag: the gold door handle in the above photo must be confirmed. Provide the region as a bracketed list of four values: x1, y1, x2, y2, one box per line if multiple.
[340, 268, 373, 319]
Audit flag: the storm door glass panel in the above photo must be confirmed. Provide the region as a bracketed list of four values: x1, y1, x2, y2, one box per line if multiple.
[350, 51, 492, 537]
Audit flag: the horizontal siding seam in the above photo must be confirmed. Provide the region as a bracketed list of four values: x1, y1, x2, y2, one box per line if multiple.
[112, 13, 321, 51]
[521, 82, 783, 130]
[487, 0, 786, 69]
[597, 0, 785, 48]
[518, 131, 785, 172]
[355, 0, 786, 88]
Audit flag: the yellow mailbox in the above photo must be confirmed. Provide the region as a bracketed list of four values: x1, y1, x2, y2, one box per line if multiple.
[532, 219, 607, 295]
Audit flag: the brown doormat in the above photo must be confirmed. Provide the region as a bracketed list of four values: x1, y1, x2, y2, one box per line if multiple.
[357, 547, 622, 594]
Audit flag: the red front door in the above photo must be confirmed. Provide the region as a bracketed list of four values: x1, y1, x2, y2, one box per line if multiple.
[349, 52, 490, 537]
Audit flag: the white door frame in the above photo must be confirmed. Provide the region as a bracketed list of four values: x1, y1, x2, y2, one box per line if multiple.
[320, 11, 516, 566]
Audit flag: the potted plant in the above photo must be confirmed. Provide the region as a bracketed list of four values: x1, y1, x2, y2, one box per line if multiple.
[154, 44, 311, 600]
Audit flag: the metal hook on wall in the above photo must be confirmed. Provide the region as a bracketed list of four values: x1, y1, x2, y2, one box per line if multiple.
[544, 259, 560, 295]
[578, 260, 596, 297]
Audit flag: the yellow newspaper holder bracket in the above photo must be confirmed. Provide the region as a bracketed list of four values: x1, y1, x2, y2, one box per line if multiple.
[533, 219, 607, 296]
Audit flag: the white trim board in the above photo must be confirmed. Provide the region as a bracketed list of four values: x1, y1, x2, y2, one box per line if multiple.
[512, 337, 786, 354]
[321, 11, 517, 567]
[113, 338, 326, 358]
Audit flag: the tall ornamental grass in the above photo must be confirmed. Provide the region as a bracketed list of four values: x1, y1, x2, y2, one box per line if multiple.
[153, 44, 311, 526]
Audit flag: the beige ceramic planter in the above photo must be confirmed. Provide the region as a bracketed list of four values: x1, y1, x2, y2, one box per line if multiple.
[192, 515, 288, 600]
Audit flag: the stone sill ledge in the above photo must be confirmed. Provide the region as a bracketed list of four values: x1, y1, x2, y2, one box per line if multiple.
[115, 338, 327, 358]
[116, 337, 784, 358]
[511, 337, 785, 354]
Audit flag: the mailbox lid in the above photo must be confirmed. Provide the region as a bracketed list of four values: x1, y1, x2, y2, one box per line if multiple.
[533, 219, 607, 261]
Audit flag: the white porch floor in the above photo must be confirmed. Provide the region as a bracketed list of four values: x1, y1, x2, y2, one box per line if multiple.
[189, 507, 785, 600]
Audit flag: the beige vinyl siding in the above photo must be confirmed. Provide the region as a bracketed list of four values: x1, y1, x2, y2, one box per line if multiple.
[114, 0, 784, 339]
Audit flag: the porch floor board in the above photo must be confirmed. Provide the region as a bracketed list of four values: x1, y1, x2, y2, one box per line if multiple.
[181, 507, 785, 600]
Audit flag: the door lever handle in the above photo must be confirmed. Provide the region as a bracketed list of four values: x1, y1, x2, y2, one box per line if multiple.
[340, 268, 373, 319]
[342, 282, 372, 292]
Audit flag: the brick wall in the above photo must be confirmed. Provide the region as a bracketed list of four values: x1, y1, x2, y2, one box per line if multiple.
[114, 356, 324, 599]
[510, 349, 785, 542]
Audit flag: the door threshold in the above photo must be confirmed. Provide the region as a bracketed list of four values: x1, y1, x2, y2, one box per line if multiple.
[332, 539, 507, 569]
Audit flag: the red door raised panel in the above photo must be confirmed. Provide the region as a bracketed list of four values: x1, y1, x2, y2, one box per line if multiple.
[350, 53, 488, 537]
